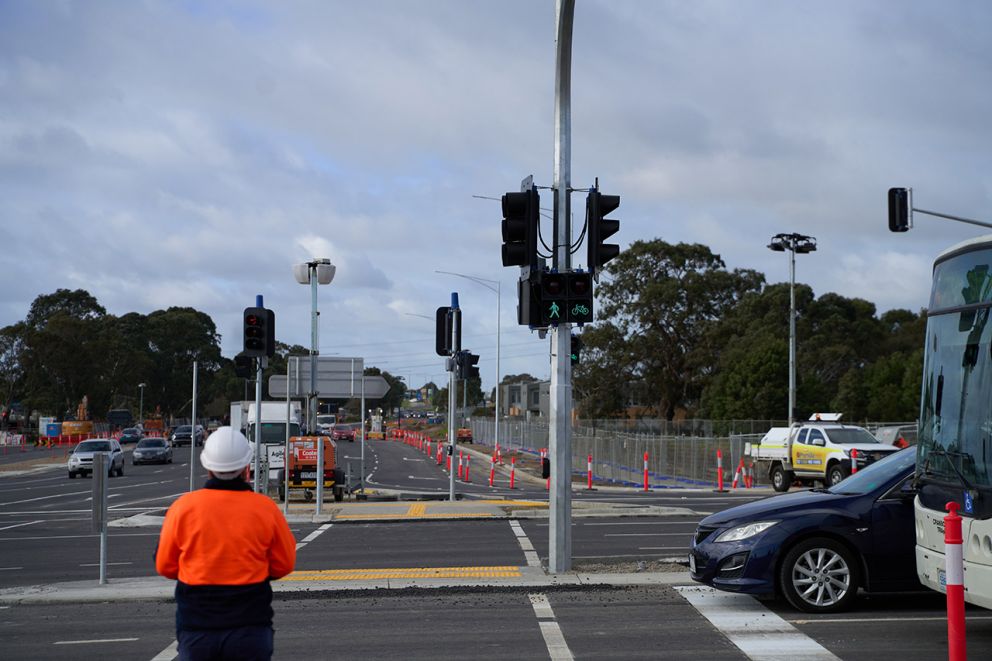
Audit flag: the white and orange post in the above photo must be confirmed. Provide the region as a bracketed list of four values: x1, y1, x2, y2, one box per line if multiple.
[488, 454, 496, 488]
[587, 454, 594, 490]
[716, 449, 725, 492]
[643, 451, 650, 492]
[458, 451, 464, 480]
[851, 448, 859, 474]
[945, 501, 966, 661]
[510, 456, 516, 489]
[731, 459, 745, 489]
[464, 455, 471, 483]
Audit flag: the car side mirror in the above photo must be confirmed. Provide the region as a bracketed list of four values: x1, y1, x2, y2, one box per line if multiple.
[812, 439, 825, 447]
[899, 481, 917, 501]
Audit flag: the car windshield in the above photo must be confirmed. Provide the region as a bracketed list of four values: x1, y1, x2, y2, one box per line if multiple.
[122, 428, 138, 435]
[76, 441, 112, 452]
[137, 439, 166, 448]
[829, 447, 916, 495]
[826, 428, 880, 445]
[175, 426, 191, 434]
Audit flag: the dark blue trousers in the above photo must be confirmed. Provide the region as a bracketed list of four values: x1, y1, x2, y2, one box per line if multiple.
[177, 626, 274, 661]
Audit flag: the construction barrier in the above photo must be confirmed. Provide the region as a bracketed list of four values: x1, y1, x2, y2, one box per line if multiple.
[945, 501, 966, 661]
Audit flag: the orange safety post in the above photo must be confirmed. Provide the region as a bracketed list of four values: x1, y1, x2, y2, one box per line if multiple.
[731, 459, 745, 489]
[716, 449, 725, 492]
[458, 451, 464, 479]
[587, 454, 593, 490]
[643, 451, 650, 492]
[851, 448, 859, 474]
[465, 454, 472, 482]
[945, 501, 966, 661]
[488, 455, 496, 488]
[510, 456, 516, 489]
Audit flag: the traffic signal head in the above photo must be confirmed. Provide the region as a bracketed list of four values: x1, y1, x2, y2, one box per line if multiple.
[502, 187, 540, 269]
[888, 187, 912, 232]
[234, 352, 253, 378]
[243, 307, 275, 358]
[587, 190, 621, 273]
[535, 271, 594, 325]
[455, 350, 480, 380]
[570, 334, 583, 365]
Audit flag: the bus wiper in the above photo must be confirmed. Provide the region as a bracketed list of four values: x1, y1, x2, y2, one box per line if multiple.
[922, 447, 979, 503]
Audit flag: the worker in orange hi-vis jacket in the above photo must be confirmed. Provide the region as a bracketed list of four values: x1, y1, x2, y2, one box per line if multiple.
[156, 427, 296, 661]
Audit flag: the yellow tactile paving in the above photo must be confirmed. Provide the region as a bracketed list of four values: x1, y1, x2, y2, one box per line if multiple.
[478, 500, 547, 507]
[406, 502, 427, 517]
[281, 565, 523, 581]
[335, 511, 494, 520]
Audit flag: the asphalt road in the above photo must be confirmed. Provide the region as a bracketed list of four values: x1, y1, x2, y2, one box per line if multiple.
[3, 437, 992, 659]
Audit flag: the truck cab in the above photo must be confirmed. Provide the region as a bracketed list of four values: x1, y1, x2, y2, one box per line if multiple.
[751, 413, 900, 491]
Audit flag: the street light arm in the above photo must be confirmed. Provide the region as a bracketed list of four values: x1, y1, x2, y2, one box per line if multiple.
[434, 270, 499, 294]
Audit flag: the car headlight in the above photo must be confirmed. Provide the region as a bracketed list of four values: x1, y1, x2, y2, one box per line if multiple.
[714, 521, 778, 542]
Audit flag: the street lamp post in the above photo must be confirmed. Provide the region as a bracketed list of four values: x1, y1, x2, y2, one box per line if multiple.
[435, 271, 501, 450]
[138, 383, 146, 426]
[767, 233, 817, 427]
[293, 258, 336, 509]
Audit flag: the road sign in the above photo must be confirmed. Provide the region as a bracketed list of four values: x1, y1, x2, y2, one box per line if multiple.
[269, 374, 391, 399]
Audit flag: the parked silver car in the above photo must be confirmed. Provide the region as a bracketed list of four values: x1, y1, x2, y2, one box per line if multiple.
[68, 438, 125, 478]
[132, 437, 173, 465]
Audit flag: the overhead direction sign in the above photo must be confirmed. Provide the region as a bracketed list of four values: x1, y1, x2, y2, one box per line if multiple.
[269, 375, 391, 399]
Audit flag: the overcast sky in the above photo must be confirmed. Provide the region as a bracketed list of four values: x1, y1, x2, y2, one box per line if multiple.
[2, 0, 990, 391]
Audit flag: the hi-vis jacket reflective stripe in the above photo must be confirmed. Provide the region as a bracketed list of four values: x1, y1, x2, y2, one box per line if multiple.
[156, 486, 296, 585]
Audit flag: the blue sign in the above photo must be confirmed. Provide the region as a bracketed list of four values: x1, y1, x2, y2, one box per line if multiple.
[964, 491, 974, 514]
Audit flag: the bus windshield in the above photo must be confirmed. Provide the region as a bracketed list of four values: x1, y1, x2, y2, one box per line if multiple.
[918, 249, 992, 508]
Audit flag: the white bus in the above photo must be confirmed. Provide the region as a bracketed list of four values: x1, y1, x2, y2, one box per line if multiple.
[915, 235, 992, 608]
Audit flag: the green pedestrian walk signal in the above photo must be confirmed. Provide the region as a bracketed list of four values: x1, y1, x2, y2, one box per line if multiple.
[537, 271, 594, 325]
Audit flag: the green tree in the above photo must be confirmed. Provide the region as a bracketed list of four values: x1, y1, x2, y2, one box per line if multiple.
[145, 307, 223, 417]
[581, 240, 764, 418]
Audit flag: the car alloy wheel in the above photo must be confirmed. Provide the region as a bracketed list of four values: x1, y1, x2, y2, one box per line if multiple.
[780, 537, 858, 613]
[827, 465, 847, 486]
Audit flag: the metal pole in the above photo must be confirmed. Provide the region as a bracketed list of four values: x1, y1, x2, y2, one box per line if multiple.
[312, 265, 326, 510]
[189, 361, 197, 491]
[495, 281, 501, 452]
[549, 0, 575, 574]
[449, 304, 460, 501]
[138, 385, 144, 427]
[253, 357, 263, 492]
[285, 357, 292, 515]
[360, 376, 366, 494]
[788, 247, 796, 428]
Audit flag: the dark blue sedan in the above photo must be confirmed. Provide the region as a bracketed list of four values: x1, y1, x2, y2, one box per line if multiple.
[689, 447, 918, 613]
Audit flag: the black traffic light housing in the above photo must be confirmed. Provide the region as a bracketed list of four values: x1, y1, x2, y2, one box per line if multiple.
[234, 352, 253, 378]
[536, 270, 594, 326]
[435, 306, 458, 356]
[501, 186, 540, 270]
[587, 189, 621, 273]
[888, 187, 912, 232]
[243, 307, 275, 358]
[570, 334, 583, 365]
[455, 351, 480, 380]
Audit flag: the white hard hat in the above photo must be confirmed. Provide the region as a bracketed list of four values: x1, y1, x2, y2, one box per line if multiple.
[200, 427, 253, 474]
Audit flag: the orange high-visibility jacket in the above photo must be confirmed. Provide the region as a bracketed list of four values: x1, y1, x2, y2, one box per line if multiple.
[157, 487, 296, 585]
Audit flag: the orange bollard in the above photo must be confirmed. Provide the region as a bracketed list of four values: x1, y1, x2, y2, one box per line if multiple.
[716, 449, 725, 492]
[458, 451, 464, 479]
[643, 451, 650, 492]
[731, 459, 745, 489]
[465, 455, 471, 482]
[945, 501, 966, 661]
[587, 454, 593, 490]
[488, 455, 496, 487]
[851, 448, 859, 474]
[510, 456, 516, 489]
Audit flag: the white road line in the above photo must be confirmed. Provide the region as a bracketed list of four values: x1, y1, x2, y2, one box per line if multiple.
[151, 640, 178, 660]
[0, 519, 42, 532]
[0, 566, 24, 571]
[638, 546, 692, 551]
[510, 520, 541, 567]
[581, 521, 698, 526]
[0, 489, 91, 506]
[675, 585, 840, 661]
[301, 523, 333, 543]
[528, 593, 574, 661]
[789, 614, 992, 625]
[605, 532, 693, 537]
[79, 561, 133, 567]
[54, 637, 140, 645]
[0, 532, 161, 541]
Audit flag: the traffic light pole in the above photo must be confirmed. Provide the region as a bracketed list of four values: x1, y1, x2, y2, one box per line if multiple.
[549, 0, 575, 574]
[448, 298, 460, 502]
[253, 295, 264, 492]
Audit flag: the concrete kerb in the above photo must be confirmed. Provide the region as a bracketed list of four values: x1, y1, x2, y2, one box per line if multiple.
[0, 570, 695, 605]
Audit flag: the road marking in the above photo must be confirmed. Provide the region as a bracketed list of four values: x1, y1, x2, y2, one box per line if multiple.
[282, 566, 522, 581]
[638, 546, 692, 551]
[0, 532, 161, 541]
[606, 532, 694, 537]
[581, 521, 699, 526]
[301, 523, 333, 543]
[510, 520, 541, 567]
[675, 585, 840, 660]
[0, 489, 91, 506]
[0, 519, 42, 532]
[528, 593, 574, 660]
[789, 614, 992, 625]
[79, 561, 133, 567]
[54, 637, 140, 645]
[151, 640, 178, 660]
[0, 566, 24, 571]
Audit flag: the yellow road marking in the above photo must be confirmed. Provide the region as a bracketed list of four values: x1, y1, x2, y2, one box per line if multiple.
[406, 503, 427, 517]
[335, 512, 495, 520]
[282, 565, 522, 581]
[480, 500, 547, 507]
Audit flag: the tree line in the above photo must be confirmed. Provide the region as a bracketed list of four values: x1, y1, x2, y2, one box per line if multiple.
[573, 239, 925, 422]
[0, 289, 405, 425]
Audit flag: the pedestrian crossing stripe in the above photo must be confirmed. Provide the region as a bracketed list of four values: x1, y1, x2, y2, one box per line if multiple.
[282, 566, 523, 580]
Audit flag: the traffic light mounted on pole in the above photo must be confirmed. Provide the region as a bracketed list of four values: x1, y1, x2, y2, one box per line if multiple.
[536, 270, 593, 326]
[455, 351, 480, 380]
[570, 334, 582, 365]
[243, 307, 275, 358]
[888, 187, 912, 232]
[501, 185, 540, 271]
[586, 188, 621, 275]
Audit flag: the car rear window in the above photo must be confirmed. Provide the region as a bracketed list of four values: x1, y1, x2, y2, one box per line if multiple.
[137, 439, 166, 448]
[76, 441, 112, 452]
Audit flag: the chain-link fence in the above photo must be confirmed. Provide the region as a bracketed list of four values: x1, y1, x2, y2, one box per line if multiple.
[471, 417, 914, 488]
